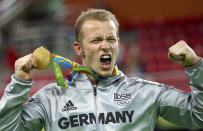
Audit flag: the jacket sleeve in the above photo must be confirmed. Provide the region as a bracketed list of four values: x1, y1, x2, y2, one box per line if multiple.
[158, 57, 203, 129]
[0, 75, 45, 131]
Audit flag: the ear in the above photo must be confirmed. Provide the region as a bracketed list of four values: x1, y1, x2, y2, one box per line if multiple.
[73, 42, 84, 56]
[117, 37, 120, 47]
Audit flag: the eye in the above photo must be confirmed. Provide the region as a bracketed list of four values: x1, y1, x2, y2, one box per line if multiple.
[107, 38, 116, 43]
[90, 38, 103, 44]
[91, 40, 100, 44]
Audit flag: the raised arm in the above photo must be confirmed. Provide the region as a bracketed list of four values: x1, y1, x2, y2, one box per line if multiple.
[0, 54, 45, 131]
[158, 40, 203, 129]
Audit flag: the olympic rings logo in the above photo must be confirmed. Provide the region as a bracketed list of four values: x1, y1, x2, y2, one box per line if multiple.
[116, 100, 129, 106]
[114, 93, 132, 106]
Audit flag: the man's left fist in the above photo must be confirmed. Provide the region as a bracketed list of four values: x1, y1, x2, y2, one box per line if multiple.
[168, 40, 200, 67]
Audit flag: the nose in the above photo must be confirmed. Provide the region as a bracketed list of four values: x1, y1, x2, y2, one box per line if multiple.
[100, 40, 110, 51]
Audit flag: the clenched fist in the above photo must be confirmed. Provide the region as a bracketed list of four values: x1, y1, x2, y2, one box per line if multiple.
[15, 54, 36, 81]
[168, 40, 200, 67]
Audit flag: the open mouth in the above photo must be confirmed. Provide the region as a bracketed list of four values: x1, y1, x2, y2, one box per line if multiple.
[100, 55, 112, 69]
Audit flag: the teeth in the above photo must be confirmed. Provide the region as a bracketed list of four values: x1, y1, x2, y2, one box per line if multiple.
[101, 55, 110, 59]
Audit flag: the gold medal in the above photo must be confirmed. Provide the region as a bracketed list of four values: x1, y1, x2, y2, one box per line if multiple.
[33, 46, 51, 70]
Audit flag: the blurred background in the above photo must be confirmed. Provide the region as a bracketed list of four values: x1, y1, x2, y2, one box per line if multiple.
[0, 0, 203, 130]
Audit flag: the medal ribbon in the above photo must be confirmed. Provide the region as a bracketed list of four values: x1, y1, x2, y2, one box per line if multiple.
[51, 53, 118, 87]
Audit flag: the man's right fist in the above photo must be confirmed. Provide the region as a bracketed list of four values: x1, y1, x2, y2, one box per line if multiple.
[15, 54, 36, 81]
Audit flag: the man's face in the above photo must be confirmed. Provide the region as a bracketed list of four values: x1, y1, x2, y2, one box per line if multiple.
[78, 19, 119, 77]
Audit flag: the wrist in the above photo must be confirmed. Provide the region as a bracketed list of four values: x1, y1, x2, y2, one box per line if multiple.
[190, 56, 201, 67]
[14, 72, 33, 81]
[11, 74, 33, 89]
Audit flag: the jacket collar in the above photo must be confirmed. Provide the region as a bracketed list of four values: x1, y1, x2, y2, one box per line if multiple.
[70, 70, 125, 89]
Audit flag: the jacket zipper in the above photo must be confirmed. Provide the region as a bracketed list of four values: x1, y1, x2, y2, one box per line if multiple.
[92, 84, 98, 130]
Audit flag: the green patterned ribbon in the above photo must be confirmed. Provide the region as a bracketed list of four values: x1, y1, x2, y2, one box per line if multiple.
[51, 53, 118, 87]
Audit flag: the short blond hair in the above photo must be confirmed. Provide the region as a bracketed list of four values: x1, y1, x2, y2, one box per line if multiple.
[74, 8, 119, 42]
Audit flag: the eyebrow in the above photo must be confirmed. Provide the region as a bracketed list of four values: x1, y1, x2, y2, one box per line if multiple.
[92, 35, 116, 39]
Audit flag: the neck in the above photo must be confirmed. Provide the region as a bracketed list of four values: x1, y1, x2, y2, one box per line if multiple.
[82, 61, 98, 85]
[87, 74, 99, 85]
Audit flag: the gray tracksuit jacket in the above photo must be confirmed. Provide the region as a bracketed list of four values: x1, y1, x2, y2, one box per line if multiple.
[0, 58, 203, 131]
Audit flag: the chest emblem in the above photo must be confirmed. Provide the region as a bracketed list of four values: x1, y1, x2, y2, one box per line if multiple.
[114, 93, 132, 106]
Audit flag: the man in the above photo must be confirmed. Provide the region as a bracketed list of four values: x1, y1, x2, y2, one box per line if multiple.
[0, 9, 202, 131]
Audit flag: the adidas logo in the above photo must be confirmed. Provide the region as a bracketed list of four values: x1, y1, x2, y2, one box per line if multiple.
[62, 100, 77, 112]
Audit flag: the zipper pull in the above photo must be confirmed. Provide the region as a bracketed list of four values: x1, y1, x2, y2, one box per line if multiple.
[93, 85, 97, 96]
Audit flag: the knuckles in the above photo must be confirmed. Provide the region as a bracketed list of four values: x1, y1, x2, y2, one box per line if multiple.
[168, 40, 188, 53]
[15, 54, 35, 70]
